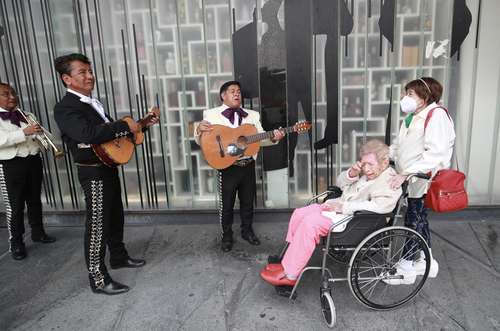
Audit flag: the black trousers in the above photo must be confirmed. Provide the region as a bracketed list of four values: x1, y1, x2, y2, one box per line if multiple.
[77, 165, 128, 289]
[0, 155, 45, 248]
[218, 160, 256, 236]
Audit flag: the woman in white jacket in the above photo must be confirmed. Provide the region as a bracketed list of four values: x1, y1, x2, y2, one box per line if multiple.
[387, 77, 455, 284]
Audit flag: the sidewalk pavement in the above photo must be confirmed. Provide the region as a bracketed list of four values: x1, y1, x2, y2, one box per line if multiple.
[0, 216, 499, 330]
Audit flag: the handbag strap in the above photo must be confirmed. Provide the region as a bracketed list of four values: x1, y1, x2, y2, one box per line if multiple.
[423, 106, 460, 171]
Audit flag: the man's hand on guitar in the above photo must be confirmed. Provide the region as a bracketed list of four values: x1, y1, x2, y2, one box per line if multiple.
[144, 107, 160, 127]
[196, 120, 213, 135]
[271, 128, 285, 142]
[127, 120, 141, 133]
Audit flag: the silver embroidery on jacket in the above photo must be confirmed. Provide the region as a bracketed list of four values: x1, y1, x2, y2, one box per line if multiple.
[0, 165, 13, 247]
[88, 180, 105, 289]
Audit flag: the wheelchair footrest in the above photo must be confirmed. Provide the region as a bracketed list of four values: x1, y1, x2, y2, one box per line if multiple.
[275, 285, 297, 299]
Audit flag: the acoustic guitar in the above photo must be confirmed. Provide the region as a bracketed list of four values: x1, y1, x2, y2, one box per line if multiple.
[92, 107, 160, 167]
[200, 121, 311, 170]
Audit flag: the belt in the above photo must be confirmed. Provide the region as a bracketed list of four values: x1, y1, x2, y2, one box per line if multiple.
[75, 162, 104, 167]
[233, 158, 254, 167]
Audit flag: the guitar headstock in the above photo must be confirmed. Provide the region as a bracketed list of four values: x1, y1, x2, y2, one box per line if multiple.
[293, 121, 312, 134]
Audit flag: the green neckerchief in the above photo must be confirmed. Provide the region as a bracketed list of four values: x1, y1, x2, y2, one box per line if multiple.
[404, 113, 414, 128]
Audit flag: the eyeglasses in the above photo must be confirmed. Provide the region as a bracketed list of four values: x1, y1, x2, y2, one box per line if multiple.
[0, 91, 17, 98]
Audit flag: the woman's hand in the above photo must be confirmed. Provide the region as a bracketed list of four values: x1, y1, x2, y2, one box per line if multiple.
[322, 200, 343, 213]
[320, 202, 332, 211]
[348, 161, 363, 178]
[388, 173, 407, 190]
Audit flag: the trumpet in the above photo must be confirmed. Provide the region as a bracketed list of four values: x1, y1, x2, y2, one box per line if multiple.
[17, 108, 65, 158]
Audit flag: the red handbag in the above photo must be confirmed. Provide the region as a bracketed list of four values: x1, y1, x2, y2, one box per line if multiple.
[423, 106, 468, 212]
[424, 169, 468, 212]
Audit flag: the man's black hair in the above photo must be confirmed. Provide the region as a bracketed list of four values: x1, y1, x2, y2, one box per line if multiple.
[219, 80, 241, 101]
[54, 53, 91, 87]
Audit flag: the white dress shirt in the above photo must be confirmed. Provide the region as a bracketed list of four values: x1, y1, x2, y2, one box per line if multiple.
[67, 88, 109, 123]
[0, 107, 40, 160]
[390, 102, 456, 197]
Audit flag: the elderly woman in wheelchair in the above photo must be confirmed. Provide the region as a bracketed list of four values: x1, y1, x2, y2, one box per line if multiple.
[260, 140, 434, 326]
[260, 139, 402, 286]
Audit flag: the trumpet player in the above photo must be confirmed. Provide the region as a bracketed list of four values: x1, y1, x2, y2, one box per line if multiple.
[0, 82, 56, 260]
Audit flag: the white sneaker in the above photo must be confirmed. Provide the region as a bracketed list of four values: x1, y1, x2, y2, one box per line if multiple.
[414, 255, 439, 278]
[382, 259, 417, 285]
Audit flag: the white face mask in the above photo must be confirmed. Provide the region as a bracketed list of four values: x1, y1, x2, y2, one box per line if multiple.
[400, 95, 418, 114]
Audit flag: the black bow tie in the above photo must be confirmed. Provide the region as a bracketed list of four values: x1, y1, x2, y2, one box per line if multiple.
[221, 107, 248, 125]
[0, 110, 27, 127]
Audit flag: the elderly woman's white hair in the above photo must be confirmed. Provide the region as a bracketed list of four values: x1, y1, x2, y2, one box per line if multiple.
[359, 139, 390, 164]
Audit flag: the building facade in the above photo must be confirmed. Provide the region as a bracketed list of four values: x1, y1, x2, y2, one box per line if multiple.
[0, 0, 499, 211]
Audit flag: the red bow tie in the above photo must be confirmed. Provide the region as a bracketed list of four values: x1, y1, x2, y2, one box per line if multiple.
[0, 110, 27, 127]
[221, 107, 247, 125]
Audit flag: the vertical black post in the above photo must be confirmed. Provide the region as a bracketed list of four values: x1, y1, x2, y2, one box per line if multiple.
[109, 66, 129, 208]
[121, 29, 143, 208]
[83, 0, 100, 100]
[142, 75, 159, 207]
[25, 0, 64, 208]
[136, 94, 151, 207]
[155, 93, 170, 207]
[93, 0, 110, 114]
[138, 76, 153, 207]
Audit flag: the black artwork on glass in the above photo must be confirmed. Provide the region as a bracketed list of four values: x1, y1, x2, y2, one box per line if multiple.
[284, 0, 312, 174]
[260, 0, 288, 171]
[313, 0, 353, 150]
[378, 0, 395, 52]
[451, 0, 472, 60]
[232, 8, 259, 99]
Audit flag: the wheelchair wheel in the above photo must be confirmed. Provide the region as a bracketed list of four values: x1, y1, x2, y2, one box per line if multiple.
[320, 290, 336, 328]
[348, 226, 430, 310]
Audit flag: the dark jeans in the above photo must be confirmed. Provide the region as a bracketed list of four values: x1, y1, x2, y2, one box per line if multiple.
[402, 197, 430, 261]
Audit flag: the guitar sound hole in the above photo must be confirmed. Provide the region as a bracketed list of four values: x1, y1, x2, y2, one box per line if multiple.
[236, 136, 248, 149]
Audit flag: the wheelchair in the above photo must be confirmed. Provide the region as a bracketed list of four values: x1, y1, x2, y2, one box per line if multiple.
[267, 173, 432, 328]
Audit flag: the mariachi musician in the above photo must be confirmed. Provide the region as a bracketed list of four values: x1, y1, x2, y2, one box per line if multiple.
[53, 53, 159, 295]
[195, 81, 284, 252]
[0, 82, 56, 261]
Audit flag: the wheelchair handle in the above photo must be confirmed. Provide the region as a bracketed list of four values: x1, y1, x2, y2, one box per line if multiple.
[407, 173, 431, 181]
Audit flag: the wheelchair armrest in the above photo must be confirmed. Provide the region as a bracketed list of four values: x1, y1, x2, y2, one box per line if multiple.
[353, 210, 393, 218]
[322, 186, 343, 202]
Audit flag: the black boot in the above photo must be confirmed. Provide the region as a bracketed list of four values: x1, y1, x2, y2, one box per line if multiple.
[11, 242, 27, 260]
[241, 227, 260, 246]
[221, 232, 234, 252]
[110, 257, 146, 269]
[32, 232, 56, 243]
[91, 279, 130, 295]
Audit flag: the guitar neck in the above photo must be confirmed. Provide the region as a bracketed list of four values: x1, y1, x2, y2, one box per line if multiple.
[246, 125, 296, 144]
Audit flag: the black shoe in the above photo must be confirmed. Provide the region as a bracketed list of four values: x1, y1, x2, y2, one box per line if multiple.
[32, 233, 56, 244]
[11, 243, 27, 260]
[110, 257, 146, 269]
[91, 280, 130, 295]
[221, 233, 234, 252]
[241, 230, 261, 246]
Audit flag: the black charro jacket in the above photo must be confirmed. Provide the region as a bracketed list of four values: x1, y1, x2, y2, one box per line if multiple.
[54, 92, 131, 164]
